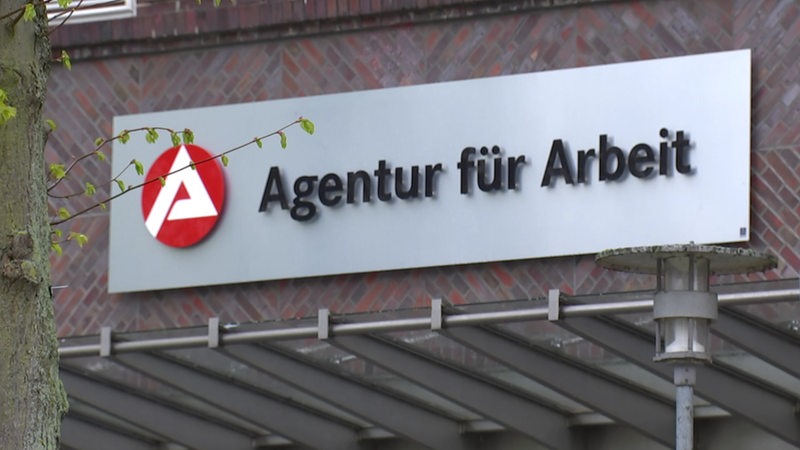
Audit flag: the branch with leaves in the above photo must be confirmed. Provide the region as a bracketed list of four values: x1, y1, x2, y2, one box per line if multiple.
[46, 117, 314, 253]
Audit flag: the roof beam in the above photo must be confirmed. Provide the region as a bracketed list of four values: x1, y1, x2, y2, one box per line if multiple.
[60, 369, 253, 450]
[329, 334, 580, 450]
[559, 316, 800, 447]
[113, 352, 361, 450]
[713, 307, 800, 378]
[224, 343, 472, 450]
[61, 416, 154, 450]
[442, 326, 675, 447]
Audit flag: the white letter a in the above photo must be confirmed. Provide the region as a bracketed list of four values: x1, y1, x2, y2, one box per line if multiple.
[145, 145, 218, 238]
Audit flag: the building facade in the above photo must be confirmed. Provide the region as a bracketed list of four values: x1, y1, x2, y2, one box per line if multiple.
[49, 1, 800, 449]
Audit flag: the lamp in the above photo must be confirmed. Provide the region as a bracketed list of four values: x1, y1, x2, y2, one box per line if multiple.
[596, 244, 776, 450]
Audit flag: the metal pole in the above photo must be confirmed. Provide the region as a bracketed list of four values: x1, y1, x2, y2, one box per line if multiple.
[674, 365, 696, 450]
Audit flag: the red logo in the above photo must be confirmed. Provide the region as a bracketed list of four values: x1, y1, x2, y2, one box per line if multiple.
[141, 144, 225, 248]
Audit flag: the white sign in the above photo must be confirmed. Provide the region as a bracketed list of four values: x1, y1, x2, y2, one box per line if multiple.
[110, 49, 751, 292]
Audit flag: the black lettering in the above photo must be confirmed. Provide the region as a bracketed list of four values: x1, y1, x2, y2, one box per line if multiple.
[577, 149, 596, 184]
[477, 146, 504, 192]
[541, 139, 574, 187]
[319, 173, 343, 206]
[673, 130, 692, 174]
[457, 147, 476, 194]
[424, 163, 444, 197]
[346, 170, 371, 203]
[599, 134, 625, 181]
[507, 155, 526, 190]
[629, 143, 655, 178]
[395, 166, 421, 199]
[290, 176, 318, 221]
[374, 160, 392, 201]
[259, 166, 288, 211]
[659, 128, 670, 175]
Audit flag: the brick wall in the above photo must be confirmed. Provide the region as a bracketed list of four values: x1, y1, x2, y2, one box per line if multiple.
[46, 0, 800, 337]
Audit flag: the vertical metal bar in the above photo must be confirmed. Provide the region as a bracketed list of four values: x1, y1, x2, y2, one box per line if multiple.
[548, 289, 560, 321]
[318, 309, 329, 340]
[208, 318, 219, 349]
[430, 299, 442, 330]
[100, 327, 112, 357]
[674, 365, 696, 450]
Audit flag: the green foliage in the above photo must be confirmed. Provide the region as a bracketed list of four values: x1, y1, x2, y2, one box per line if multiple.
[300, 118, 315, 135]
[51, 242, 63, 256]
[115, 179, 126, 192]
[95, 150, 106, 161]
[183, 129, 194, 144]
[49, 163, 66, 180]
[189, 161, 196, 170]
[84, 182, 96, 196]
[61, 51, 72, 70]
[23, 3, 36, 22]
[221, 155, 230, 167]
[255, 137, 263, 148]
[119, 130, 131, 144]
[46, 119, 57, 132]
[145, 128, 159, 144]
[279, 131, 287, 149]
[158, 176, 165, 187]
[0, 89, 17, 125]
[94, 137, 105, 146]
[57, 208, 70, 220]
[171, 131, 181, 147]
[133, 159, 144, 176]
[58, 0, 73, 8]
[68, 232, 88, 247]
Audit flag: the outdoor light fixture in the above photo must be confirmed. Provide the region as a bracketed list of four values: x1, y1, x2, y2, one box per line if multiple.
[596, 244, 776, 450]
[651, 253, 718, 362]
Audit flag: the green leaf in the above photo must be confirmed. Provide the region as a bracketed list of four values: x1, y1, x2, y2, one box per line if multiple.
[300, 118, 315, 135]
[214, 0, 221, 6]
[119, 130, 130, 144]
[158, 176, 165, 187]
[133, 159, 144, 176]
[46, 119, 57, 132]
[95, 150, 106, 161]
[99, 202, 107, 210]
[255, 137, 263, 149]
[58, 0, 73, 8]
[23, 4, 36, 22]
[84, 182, 96, 196]
[68, 232, 89, 247]
[49, 163, 66, 180]
[58, 207, 70, 220]
[115, 179, 126, 192]
[61, 50, 72, 70]
[53, 229, 63, 239]
[189, 161, 196, 170]
[51, 242, 63, 256]
[0, 89, 17, 125]
[94, 137, 105, 146]
[183, 129, 194, 144]
[145, 128, 159, 144]
[221, 154, 229, 167]
[171, 131, 181, 147]
[279, 131, 287, 149]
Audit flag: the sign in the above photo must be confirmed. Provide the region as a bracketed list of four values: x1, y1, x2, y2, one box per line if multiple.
[141, 144, 225, 247]
[110, 49, 752, 292]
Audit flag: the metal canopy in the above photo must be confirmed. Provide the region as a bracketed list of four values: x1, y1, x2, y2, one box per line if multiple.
[58, 280, 800, 450]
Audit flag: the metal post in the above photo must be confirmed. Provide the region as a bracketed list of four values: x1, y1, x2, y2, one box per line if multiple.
[674, 365, 696, 450]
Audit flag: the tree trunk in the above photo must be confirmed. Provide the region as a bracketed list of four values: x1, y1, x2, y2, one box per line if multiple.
[0, 2, 68, 449]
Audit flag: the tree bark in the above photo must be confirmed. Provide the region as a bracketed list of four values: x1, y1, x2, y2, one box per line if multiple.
[0, 2, 68, 449]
